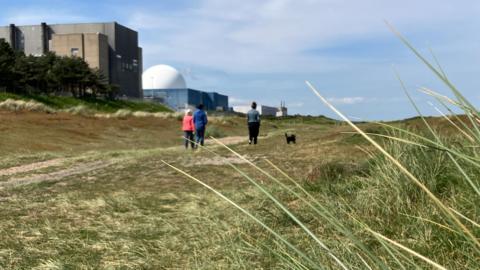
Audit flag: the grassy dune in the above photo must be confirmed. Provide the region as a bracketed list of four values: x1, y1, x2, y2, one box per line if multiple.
[1, 105, 477, 268]
[0, 111, 353, 268]
[0, 93, 172, 113]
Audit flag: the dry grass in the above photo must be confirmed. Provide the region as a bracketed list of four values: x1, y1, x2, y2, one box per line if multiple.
[0, 99, 55, 113]
[0, 111, 347, 268]
[94, 109, 182, 119]
[4, 108, 473, 268]
[0, 97, 178, 120]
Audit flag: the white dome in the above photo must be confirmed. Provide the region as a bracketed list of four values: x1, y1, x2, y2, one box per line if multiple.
[142, 64, 187, 89]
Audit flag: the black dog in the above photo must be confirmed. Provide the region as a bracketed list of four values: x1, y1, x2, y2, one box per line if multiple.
[285, 133, 296, 144]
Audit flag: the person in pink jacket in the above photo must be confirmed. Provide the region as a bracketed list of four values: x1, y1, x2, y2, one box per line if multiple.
[182, 109, 195, 149]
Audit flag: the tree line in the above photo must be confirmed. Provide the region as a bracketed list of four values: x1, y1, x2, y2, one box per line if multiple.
[0, 40, 117, 98]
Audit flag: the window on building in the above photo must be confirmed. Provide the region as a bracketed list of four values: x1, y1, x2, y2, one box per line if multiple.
[132, 59, 138, 72]
[18, 34, 25, 51]
[71, 48, 79, 57]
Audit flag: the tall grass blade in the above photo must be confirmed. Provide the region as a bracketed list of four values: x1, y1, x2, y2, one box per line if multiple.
[385, 21, 479, 117]
[161, 160, 323, 269]
[365, 228, 447, 270]
[185, 137, 381, 268]
[263, 159, 390, 269]
[373, 121, 480, 166]
[449, 207, 480, 229]
[395, 70, 480, 197]
[420, 87, 480, 141]
[306, 81, 480, 250]
[209, 137, 350, 269]
[429, 103, 475, 143]
[428, 47, 448, 80]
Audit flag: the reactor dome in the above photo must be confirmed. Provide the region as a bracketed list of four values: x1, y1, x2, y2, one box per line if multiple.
[142, 64, 187, 89]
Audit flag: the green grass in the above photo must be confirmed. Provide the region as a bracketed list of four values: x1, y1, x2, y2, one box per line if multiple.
[0, 116, 365, 268]
[0, 111, 477, 268]
[0, 92, 172, 113]
[205, 125, 228, 138]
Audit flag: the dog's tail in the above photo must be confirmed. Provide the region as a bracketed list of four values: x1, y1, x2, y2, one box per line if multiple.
[285, 132, 288, 137]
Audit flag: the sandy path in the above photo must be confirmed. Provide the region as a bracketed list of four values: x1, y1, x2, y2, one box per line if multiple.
[0, 158, 66, 177]
[163, 136, 247, 151]
[183, 156, 248, 167]
[0, 160, 117, 188]
[210, 136, 246, 145]
[0, 135, 249, 188]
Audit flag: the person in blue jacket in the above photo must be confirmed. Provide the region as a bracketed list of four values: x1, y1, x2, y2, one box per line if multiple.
[193, 104, 208, 147]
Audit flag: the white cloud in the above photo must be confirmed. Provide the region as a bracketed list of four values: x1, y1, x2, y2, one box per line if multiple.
[4, 2, 479, 76]
[126, 0, 480, 73]
[229, 97, 251, 106]
[288, 102, 305, 108]
[229, 97, 303, 108]
[2, 8, 90, 25]
[325, 96, 412, 105]
[327, 97, 366, 105]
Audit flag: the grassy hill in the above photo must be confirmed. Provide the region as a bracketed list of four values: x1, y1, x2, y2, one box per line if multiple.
[0, 92, 172, 113]
[0, 106, 477, 269]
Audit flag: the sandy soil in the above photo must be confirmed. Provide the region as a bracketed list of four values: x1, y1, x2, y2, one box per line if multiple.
[0, 135, 250, 188]
[0, 160, 117, 188]
[0, 158, 66, 177]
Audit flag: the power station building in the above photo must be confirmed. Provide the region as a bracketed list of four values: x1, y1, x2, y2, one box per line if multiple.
[233, 103, 288, 117]
[0, 22, 142, 97]
[143, 65, 229, 111]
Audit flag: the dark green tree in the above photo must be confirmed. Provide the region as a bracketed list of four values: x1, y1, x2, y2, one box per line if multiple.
[1, 41, 113, 99]
[52, 56, 91, 97]
[0, 40, 16, 91]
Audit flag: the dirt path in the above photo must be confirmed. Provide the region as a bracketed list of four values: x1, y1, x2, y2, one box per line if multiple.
[182, 156, 248, 167]
[210, 136, 246, 145]
[0, 160, 117, 188]
[0, 135, 249, 188]
[162, 135, 248, 152]
[0, 158, 66, 177]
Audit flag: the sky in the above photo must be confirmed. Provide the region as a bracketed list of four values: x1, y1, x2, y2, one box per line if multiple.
[1, 0, 480, 120]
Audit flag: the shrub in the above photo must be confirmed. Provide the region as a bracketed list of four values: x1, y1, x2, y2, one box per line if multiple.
[63, 105, 94, 115]
[205, 126, 227, 138]
[0, 98, 55, 113]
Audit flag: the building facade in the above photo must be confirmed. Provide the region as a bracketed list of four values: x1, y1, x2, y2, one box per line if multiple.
[142, 64, 229, 111]
[0, 22, 142, 97]
[143, 88, 229, 111]
[233, 104, 288, 117]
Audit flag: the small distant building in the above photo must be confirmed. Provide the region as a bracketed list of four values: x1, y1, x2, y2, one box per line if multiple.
[233, 102, 288, 117]
[142, 65, 228, 111]
[276, 101, 288, 117]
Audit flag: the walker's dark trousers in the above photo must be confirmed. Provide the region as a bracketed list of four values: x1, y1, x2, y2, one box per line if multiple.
[184, 131, 195, 148]
[248, 122, 260, 144]
[195, 127, 206, 146]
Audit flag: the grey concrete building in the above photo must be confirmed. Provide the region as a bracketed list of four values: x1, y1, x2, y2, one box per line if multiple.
[144, 88, 229, 111]
[233, 104, 288, 117]
[0, 22, 142, 97]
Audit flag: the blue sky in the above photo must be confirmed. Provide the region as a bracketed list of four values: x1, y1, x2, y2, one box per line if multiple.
[1, 0, 480, 120]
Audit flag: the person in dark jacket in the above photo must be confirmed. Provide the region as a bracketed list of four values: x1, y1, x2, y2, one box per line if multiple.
[247, 102, 260, 144]
[193, 104, 208, 147]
